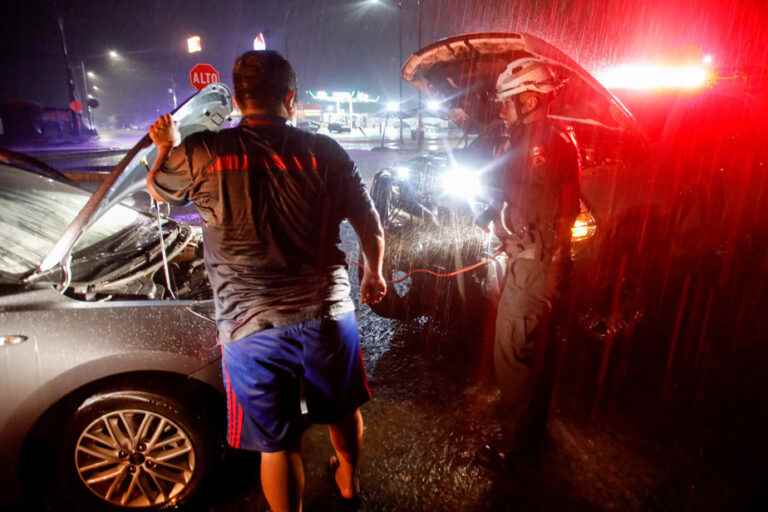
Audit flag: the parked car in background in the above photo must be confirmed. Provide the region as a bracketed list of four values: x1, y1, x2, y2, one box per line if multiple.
[297, 119, 321, 133]
[0, 83, 233, 511]
[328, 122, 352, 133]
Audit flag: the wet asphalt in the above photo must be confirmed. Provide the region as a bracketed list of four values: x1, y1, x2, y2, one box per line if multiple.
[37, 148, 768, 511]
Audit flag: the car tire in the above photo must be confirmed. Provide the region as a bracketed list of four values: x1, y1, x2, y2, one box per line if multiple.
[371, 172, 396, 228]
[52, 390, 214, 511]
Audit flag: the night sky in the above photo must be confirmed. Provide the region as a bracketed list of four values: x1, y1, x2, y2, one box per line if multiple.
[2, 0, 766, 125]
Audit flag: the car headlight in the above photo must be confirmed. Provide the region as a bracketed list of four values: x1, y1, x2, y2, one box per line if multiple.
[440, 166, 482, 199]
[394, 166, 411, 180]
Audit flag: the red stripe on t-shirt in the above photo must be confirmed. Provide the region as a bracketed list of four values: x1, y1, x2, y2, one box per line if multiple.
[212, 154, 250, 173]
[271, 153, 288, 172]
[309, 152, 318, 173]
[292, 155, 305, 173]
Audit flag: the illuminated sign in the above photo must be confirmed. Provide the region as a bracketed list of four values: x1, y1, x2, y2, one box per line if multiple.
[308, 90, 380, 103]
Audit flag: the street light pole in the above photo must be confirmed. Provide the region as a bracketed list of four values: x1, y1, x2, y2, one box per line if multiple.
[56, 15, 81, 136]
[169, 77, 178, 109]
[79, 61, 96, 130]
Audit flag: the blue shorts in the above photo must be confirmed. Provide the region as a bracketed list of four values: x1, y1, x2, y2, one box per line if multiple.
[221, 311, 371, 452]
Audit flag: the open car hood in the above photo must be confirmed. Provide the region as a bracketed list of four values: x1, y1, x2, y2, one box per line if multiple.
[37, 82, 233, 274]
[402, 32, 642, 135]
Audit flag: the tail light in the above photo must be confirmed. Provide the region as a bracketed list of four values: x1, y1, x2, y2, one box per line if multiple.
[572, 202, 597, 242]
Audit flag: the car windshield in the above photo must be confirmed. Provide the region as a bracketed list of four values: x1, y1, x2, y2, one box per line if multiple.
[0, 164, 145, 276]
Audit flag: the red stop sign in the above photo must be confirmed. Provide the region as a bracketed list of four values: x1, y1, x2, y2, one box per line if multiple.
[189, 63, 220, 91]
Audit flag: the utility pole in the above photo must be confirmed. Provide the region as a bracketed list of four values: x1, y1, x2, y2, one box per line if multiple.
[398, 0, 404, 145]
[416, 0, 423, 150]
[283, 1, 295, 61]
[57, 15, 81, 136]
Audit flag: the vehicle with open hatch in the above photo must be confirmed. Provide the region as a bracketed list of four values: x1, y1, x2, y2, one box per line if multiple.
[366, 32, 767, 342]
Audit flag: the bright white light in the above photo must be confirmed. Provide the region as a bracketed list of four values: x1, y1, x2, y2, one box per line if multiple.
[87, 94, 94, 99]
[108, 50, 120, 60]
[426, 99, 442, 111]
[86, 71, 96, 79]
[332, 91, 352, 100]
[316, 90, 328, 99]
[703, 54, 713, 65]
[386, 101, 400, 112]
[571, 218, 589, 239]
[92, 85, 99, 91]
[187, 35, 202, 54]
[253, 32, 266, 51]
[394, 166, 411, 179]
[441, 166, 481, 199]
[326, 105, 335, 111]
[595, 63, 712, 90]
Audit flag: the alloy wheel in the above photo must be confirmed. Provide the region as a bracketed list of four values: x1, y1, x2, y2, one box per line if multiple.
[74, 408, 196, 508]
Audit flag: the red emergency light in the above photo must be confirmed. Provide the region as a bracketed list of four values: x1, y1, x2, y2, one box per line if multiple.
[595, 63, 714, 91]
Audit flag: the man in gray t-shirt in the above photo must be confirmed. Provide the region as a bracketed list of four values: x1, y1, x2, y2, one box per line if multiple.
[148, 50, 385, 511]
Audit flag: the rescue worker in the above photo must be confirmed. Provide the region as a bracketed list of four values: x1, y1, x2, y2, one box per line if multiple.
[146, 51, 386, 512]
[478, 57, 581, 470]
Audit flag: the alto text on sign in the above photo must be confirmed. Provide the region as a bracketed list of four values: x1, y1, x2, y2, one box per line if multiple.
[189, 63, 220, 91]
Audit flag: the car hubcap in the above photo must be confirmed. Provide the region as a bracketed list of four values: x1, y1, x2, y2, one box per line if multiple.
[75, 409, 196, 508]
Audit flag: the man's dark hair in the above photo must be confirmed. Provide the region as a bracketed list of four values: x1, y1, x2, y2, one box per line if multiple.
[233, 50, 297, 108]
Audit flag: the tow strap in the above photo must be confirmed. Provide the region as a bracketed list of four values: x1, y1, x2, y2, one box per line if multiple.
[360, 247, 504, 285]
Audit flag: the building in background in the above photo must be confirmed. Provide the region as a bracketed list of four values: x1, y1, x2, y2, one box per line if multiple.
[0, 100, 94, 145]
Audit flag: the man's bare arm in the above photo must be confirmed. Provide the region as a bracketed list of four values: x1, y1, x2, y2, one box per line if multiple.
[146, 113, 176, 203]
[146, 145, 172, 203]
[350, 207, 385, 273]
[348, 207, 387, 305]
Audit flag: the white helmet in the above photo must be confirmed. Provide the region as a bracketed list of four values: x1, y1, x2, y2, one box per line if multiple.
[496, 58, 559, 101]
